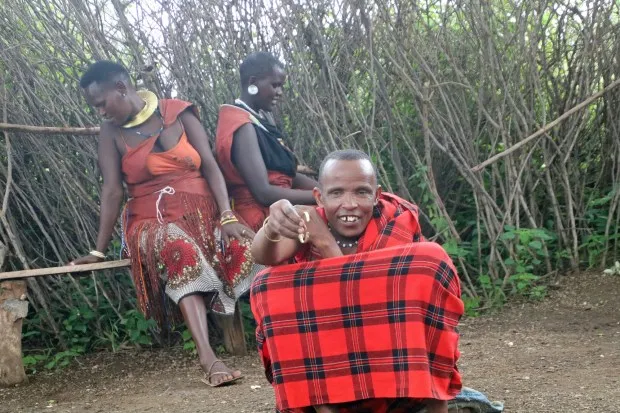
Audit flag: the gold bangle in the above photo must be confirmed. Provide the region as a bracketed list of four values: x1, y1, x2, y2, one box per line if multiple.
[221, 218, 239, 226]
[262, 217, 282, 242]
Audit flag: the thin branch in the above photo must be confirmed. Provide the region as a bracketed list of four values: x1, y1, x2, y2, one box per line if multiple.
[472, 77, 620, 172]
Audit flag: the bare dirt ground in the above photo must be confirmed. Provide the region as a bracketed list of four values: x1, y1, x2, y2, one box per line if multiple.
[1, 271, 619, 412]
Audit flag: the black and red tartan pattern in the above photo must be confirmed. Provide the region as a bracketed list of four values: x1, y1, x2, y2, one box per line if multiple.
[250, 193, 463, 411]
[252, 242, 463, 410]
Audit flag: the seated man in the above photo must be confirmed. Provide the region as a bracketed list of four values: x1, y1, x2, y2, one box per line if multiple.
[250, 149, 463, 413]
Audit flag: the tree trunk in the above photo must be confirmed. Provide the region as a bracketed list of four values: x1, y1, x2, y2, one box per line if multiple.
[0, 280, 28, 387]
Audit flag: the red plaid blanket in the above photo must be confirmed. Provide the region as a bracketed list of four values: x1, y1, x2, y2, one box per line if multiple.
[250, 193, 463, 411]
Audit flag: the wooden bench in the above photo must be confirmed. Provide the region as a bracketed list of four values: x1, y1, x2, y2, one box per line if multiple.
[0, 260, 248, 387]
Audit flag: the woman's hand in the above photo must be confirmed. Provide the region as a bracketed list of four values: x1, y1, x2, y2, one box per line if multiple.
[221, 222, 255, 245]
[68, 255, 104, 266]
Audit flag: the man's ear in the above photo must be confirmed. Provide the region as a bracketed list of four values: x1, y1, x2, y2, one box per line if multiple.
[374, 185, 382, 204]
[313, 187, 323, 207]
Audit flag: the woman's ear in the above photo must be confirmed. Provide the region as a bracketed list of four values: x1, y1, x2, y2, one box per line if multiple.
[115, 80, 128, 97]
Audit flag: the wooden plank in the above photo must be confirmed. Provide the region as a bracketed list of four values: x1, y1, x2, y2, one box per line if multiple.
[0, 259, 131, 280]
[0, 123, 100, 135]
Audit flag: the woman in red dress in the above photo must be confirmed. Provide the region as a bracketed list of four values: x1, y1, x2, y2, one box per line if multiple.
[70, 61, 256, 386]
[215, 52, 317, 231]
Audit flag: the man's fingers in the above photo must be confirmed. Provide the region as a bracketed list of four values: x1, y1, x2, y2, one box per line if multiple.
[268, 214, 301, 239]
[271, 209, 301, 233]
[280, 203, 303, 226]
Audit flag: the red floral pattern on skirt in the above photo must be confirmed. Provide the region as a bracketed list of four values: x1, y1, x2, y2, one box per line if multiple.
[161, 238, 198, 279]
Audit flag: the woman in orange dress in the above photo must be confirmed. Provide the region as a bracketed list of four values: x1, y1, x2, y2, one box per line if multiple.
[215, 52, 317, 231]
[70, 61, 256, 386]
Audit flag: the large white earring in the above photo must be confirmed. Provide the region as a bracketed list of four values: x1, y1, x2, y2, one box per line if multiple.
[247, 84, 258, 95]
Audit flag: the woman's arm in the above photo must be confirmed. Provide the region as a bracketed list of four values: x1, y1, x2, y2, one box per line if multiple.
[292, 173, 318, 190]
[70, 123, 123, 264]
[232, 123, 315, 206]
[180, 110, 255, 241]
[94, 125, 124, 253]
[181, 110, 234, 214]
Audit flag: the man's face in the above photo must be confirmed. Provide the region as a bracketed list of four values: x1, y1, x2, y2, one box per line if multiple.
[314, 159, 381, 239]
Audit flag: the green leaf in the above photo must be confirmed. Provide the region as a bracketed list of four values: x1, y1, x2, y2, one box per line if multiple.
[137, 318, 148, 332]
[500, 232, 516, 240]
[528, 240, 543, 250]
[22, 356, 38, 366]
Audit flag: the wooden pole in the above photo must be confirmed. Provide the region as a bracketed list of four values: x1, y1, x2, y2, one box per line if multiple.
[0, 259, 131, 281]
[0, 280, 28, 387]
[0, 123, 100, 135]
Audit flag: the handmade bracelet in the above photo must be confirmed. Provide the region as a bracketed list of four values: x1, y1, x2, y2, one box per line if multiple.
[220, 218, 239, 226]
[262, 217, 282, 242]
[220, 211, 236, 222]
[89, 250, 106, 259]
[219, 209, 233, 218]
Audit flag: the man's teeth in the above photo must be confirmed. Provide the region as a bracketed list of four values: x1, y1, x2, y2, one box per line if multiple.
[339, 216, 359, 222]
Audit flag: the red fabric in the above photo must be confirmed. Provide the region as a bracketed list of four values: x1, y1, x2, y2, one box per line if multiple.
[294, 193, 425, 263]
[250, 193, 463, 412]
[120, 99, 254, 326]
[215, 104, 293, 231]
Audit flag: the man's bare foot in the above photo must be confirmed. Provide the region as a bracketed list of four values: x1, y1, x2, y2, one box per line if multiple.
[425, 399, 448, 413]
[200, 359, 242, 386]
[314, 404, 339, 413]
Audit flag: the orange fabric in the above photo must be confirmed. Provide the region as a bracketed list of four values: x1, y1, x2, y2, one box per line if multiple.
[145, 133, 201, 176]
[118, 99, 255, 327]
[122, 99, 213, 234]
[215, 104, 293, 231]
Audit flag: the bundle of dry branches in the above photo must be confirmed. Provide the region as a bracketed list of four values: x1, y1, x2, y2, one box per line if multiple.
[1, 0, 618, 342]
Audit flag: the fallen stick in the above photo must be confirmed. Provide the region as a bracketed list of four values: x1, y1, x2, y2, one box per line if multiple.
[0, 259, 130, 281]
[471, 77, 620, 172]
